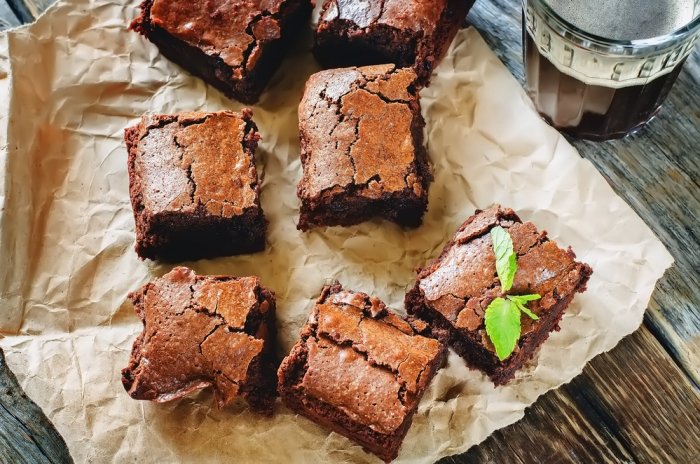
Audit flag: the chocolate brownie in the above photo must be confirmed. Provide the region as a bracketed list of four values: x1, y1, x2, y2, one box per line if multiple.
[314, 0, 476, 84]
[121, 267, 277, 413]
[131, 0, 312, 104]
[296, 64, 431, 231]
[126, 110, 266, 262]
[278, 283, 445, 462]
[405, 205, 593, 385]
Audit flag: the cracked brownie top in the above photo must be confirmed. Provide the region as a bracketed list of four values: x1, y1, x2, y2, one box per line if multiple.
[298, 64, 425, 200]
[129, 110, 261, 218]
[287, 283, 444, 434]
[320, 0, 445, 33]
[121, 267, 276, 412]
[416, 205, 592, 342]
[143, 0, 288, 75]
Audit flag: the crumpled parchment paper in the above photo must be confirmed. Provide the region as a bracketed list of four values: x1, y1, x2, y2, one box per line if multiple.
[0, 0, 673, 462]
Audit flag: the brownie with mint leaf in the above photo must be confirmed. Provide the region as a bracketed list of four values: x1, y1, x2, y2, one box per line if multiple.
[405, 205, 592, 385]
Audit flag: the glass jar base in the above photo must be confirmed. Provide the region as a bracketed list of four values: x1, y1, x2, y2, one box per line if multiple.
[538, 110, 661, 142]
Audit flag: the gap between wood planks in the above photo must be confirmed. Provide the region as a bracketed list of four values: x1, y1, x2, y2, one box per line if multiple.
[5, 0, 50, 23]
[444, 325, 700, 464]
[0, 0, 21, 30]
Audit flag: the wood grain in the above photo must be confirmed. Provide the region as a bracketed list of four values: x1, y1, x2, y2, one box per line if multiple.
[566, 327, 700, 463]
[0, 349, 73, 464]
[446, 326, 700, 464]
[5, 0, 49, 22]
[0, 0, 20, 31]
[445, 386, 635, 464]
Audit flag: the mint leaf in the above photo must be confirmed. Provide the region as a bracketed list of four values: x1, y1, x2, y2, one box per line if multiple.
[484, 297, 521, 361]
[507, 294, 541, 303]
[490, 226, 516, 292]
[508, 294, 541, 320]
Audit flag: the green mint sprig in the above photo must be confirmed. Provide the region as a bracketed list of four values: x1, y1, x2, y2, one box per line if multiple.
[484, 226, 541, 361]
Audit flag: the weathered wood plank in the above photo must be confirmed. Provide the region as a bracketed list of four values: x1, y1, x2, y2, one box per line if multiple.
[6, 0, 52, 21]
[0, 349, 73, 464]
[447, 326, 700, 463]
[443, 385, 634, 464]
[0, 0, 21, 31]
[565, 326, 700, 463]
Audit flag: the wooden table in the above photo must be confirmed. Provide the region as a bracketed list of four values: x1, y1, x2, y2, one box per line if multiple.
[1, 0, 698, 462]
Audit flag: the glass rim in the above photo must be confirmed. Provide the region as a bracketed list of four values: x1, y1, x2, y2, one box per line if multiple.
[525, 0, 700, 50]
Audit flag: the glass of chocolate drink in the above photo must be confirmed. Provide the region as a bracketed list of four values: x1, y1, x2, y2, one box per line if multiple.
[523, 0, 700, 140]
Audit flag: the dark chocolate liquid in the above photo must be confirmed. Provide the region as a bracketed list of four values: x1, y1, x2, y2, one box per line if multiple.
[523, 28, 687, 140]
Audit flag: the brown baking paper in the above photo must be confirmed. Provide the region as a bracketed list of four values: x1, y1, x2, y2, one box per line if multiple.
[0, 1, 674, 462]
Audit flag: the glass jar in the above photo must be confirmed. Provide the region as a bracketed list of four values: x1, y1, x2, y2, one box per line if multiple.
[523, 0, 700, 141]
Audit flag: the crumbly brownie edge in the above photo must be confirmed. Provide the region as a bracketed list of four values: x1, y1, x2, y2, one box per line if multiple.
[137, 207, 266, 262]
[412, 0, 476, 82]
[277, 336, 411, 462]
[238, 285, 278, 414]
[120, 283, 150, 395]
[122, 274, 279, 413]
[297, 187, 429, 231]
[314, 0, 476, 84]
[313, 19, 420, 74]
[125, 118, 159, 261]
[231, 0, 313, 103]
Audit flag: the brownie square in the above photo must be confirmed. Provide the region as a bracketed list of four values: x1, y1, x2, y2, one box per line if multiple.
[405, 205, 593, 385]
[131, 0, 312, 104]
[121, 267, 277, 413]
[126, 110, 266, 262]
[278, 282, 445, 462]
[296, 64, 431, 231]
[314, 0, 476, 84]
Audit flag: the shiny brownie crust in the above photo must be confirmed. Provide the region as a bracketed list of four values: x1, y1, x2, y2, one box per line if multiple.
[296, 64, 431, 230]
[314, 0, 476, 84]
[126, 110, 266, 262]
[277, 283, 445, 462]
[121, 267, 278, 413]
[131, 0, 312, 104]
[405, 205, 593, 385]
